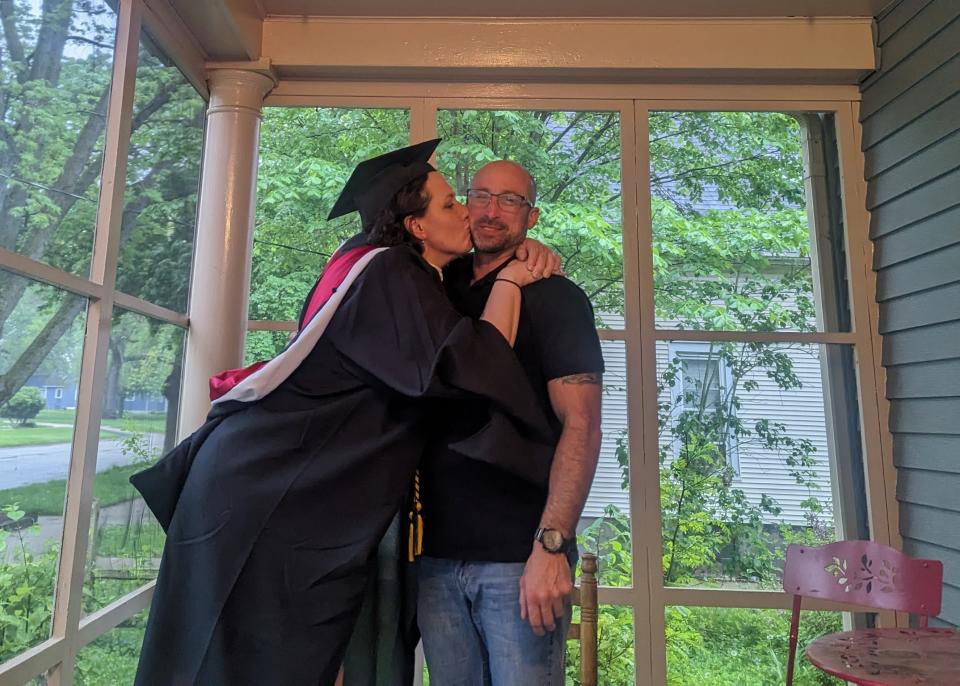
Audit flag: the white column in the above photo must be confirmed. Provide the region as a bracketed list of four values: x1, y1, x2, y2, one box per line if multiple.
[179, 68, 275, 436]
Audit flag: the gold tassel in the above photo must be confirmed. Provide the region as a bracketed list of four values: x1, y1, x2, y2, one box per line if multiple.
[408, 511, 415, 562]
[408, 471, 424, 562]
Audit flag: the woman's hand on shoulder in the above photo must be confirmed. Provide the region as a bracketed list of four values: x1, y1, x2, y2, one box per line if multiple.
[514, 238, 563, 279]
[498, 258, 545, 287]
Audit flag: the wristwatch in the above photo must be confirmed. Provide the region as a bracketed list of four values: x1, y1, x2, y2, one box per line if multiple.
[534, 527, 572, 554]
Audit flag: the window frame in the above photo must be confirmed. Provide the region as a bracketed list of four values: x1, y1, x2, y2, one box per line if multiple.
[0, 0, 204, 682]
[0, 25, 894, 686]
[667, 340, 740, 475]
[245, 95, 893, 686]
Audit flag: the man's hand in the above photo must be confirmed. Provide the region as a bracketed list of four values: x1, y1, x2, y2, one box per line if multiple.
[519, 544, 573, 635]
[514, 238, 563, 279]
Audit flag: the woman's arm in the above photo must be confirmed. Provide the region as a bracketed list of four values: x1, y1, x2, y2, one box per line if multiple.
[479, 260, 541, 346]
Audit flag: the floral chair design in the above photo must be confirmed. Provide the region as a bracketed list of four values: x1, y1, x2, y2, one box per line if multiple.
[781, 541, 943, 685]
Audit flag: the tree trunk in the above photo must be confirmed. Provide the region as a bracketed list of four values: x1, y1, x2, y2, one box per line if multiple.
[102, 337, 124, 419]
[0, 77, 175, 333]
[0, 295, 85, 406]
[161, 351, 182, 454]
[27, 0, 73, 85]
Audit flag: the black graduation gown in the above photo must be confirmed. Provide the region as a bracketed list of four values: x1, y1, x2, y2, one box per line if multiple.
[131, 245, 553, 686]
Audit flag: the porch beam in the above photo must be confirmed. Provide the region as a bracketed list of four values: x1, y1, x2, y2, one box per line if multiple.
[261, 17, 876, 83]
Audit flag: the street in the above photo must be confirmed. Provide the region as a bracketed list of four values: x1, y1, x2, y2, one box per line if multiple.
[0, 432, 164, 490]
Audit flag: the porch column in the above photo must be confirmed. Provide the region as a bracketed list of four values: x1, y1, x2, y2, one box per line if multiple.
[179, 68, 276, 436]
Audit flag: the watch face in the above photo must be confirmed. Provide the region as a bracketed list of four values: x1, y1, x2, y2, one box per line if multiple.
[542, 529, 564, 552]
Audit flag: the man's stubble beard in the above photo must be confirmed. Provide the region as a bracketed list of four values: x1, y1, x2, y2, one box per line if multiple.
[470, 217, 527, 255]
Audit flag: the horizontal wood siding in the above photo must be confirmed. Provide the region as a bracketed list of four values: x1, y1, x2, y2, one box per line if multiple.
[872, 204, 960, 269]
[652, 340, 834, 527]
[863, 0, 960, 627]
[583, 337, 630, 519]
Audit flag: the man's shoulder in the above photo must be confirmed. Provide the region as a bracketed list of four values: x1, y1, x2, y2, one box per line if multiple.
[525, 275, 593, 310]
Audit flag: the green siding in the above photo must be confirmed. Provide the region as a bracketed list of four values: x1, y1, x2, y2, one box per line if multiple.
[864, 0, 960, 627]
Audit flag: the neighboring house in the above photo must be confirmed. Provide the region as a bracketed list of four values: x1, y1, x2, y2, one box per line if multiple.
[22, 376, 166, 414]
[582, 180, 837, 527]
[24, 374, 78, 410]
[583, 317, 834, 527]
[123, 392, 168, 413]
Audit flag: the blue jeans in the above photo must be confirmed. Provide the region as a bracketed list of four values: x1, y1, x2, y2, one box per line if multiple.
[417, 556, 570, 686]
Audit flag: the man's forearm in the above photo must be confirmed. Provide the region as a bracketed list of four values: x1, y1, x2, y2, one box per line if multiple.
[538, 421, 602, 538]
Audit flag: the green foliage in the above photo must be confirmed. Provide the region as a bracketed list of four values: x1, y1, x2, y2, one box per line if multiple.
[74, 620, 145, 686]
[575, 512, 841, 683]
[0, 463, 151, 516]
[1, 387, 45, 426]
[249, 107, 411, 331]
[665, 607, 842, 685]
[437, 109, 624, 314]
[0, 425, 112, 448]
[0, 433, 164, 677]
[566, 604, 635, 685]
[0, 0, 200, 419]
[0, 505, 58, 664]
[579, 505, 632, 588]
[34, 409, 167, 434]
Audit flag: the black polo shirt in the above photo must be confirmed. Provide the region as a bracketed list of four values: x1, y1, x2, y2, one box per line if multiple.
[420, 256, 604, 562]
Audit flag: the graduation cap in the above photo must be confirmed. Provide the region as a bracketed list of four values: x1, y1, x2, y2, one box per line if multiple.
[327, 138, 441, 227]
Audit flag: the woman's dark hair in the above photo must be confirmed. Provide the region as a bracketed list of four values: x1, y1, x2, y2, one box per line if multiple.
[365, 173, 431, 252]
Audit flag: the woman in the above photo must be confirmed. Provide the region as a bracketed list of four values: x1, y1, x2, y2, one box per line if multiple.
[132, 140, 558, 685]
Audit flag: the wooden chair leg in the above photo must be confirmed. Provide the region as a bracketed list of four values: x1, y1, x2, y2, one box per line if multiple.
[579, 554, 599, 686]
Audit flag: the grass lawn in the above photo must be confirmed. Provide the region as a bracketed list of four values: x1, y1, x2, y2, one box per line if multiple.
[0, 424, 112, 448]
[0, 463, 148, 515]
[34, 409, 167, 434]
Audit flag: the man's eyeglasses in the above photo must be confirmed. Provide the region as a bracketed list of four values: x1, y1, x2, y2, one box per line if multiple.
[465, 189, 533, 212]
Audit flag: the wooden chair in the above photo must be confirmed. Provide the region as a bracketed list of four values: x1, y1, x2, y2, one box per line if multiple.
[568, 552, 599, 686]
[782, 541, 943, 686]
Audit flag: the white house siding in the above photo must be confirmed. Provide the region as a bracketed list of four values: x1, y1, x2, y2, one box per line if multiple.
[583, 337, 630, 519]
[583, 314, 834, 526]
[721, 344, 834, 527]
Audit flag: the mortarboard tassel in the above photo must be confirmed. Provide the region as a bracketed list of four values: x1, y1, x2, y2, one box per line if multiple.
[408, 471, 424, 562]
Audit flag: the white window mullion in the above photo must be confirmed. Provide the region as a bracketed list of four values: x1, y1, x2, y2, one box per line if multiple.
[0, 638, 67, 685]
[47, 1, 143, 683]
[412, 97, 435, 144]
[630, 101, 667, 686]
[0, 248, 105, 301]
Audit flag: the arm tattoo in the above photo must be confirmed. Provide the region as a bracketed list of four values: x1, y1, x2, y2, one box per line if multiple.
[559, 372, 601, 386]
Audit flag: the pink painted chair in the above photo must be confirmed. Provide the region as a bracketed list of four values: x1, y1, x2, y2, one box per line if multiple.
[782, 541, 943, 686]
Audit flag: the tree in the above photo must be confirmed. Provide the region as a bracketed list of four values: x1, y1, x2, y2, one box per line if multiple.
[1, 386, 44, 425]
[249, 107, 410, 324]
[0, 1, 204, 415]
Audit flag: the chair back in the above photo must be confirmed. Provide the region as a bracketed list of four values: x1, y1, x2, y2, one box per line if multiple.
[568, 553, 599, 686]
[783, 541, 943, 617]
[781, 541, 943, 686]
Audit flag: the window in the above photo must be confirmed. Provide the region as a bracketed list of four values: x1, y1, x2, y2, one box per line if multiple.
[0, 67, 886, 685]
[246, 106, 412, 362]
[0, 3, 199, 681]
[667, 342, 739, 474]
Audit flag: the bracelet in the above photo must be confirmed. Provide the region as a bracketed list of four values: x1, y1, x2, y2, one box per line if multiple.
[495, 277, 523, 289]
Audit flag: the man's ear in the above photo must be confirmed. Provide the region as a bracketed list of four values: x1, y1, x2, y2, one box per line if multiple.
[404, 214, 426, 240]
[526, 206, 540, 231]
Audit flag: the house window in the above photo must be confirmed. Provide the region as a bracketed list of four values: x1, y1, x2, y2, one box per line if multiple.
[54, 388, 63, 400]
[669, 342, 739, 475]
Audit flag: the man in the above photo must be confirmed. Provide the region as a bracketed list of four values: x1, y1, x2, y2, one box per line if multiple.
[418, 160, 604, 684]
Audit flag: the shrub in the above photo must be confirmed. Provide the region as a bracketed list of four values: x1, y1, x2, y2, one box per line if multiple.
[1, 387, 45, 426]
